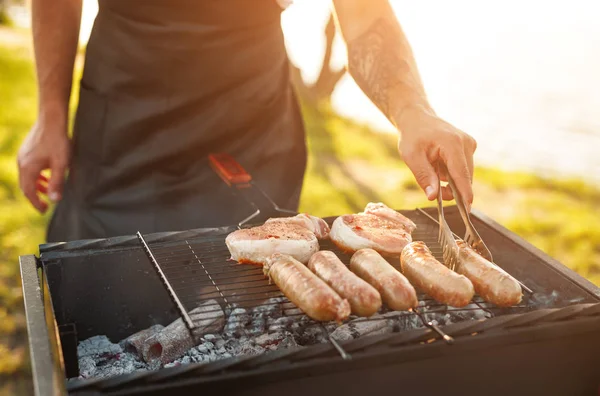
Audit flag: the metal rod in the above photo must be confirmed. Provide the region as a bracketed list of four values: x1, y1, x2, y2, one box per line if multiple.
[137, 232, 195, 330]
[186, 241, 231, 310]
[412, 307, 454, 345]
[321, 323, 352, 361]
[416, 208, 534, 295]
[328, 334, 352, 360]
[474, 301, 495, 318]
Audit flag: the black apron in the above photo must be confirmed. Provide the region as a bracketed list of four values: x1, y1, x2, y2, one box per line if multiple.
[47, 0, 307, 242]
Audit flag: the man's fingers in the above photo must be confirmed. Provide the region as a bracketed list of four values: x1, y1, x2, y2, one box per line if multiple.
[36, 180, 48, 195]
[465, 149, 474, 184]
[48, 159, 67, 202]
[404, 152, 439, 200]
[19, 167, 48, 213]
[441, 185, 454, 200]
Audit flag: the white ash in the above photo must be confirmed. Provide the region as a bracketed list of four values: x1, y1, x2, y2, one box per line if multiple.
[78, 335, 123, 358]
[76, 297, 492, 380]
[75, 336, 150, 380]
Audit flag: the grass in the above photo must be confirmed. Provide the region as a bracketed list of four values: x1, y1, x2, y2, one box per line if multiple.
[1, 27, 600, 394]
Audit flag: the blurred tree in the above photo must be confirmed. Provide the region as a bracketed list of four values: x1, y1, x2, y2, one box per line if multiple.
[0, 0, 10, 26]
[290, 12, 345, 104]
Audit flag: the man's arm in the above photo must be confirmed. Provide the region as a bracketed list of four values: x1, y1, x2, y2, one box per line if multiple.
[17, 0, 82, 212]
[332, 0, 477, 207]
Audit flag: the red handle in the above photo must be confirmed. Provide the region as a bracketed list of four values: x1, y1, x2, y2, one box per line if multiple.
[208, 153, 252, 186]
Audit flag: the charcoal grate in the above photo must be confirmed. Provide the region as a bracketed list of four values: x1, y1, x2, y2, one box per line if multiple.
[138, 209, 533, 347]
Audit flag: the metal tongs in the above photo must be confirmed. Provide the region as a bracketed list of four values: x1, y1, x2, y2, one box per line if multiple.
[437, 163, 493, 271]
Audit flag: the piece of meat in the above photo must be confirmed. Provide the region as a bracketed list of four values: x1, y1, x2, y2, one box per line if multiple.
[329, 213, 412, 255]
[349, 248, 418, 311]
[265, 214, 331, 239]
[308, 251, 382, 317]
[456, 240, 522, 307]
[264, 253, 351, 322]
[400, 241, 474, 307]
[363, 202, 417, 232]
[226, 222, 319, 265]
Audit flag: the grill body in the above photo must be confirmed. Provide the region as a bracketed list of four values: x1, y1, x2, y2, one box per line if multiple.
[20, 207, 600, 395]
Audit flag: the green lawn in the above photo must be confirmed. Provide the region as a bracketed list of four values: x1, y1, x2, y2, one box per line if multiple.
[1, 29, 599, 395]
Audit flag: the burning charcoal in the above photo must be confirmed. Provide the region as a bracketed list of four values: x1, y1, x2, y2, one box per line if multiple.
[120, 324, 164, 356]
[278, 332, 300, 349]
[78, 355, 97, 378]
[396, 314, 423, 331]
[282, 301, 303, 317]
[252, 297, 284, 318]
[78, 335, 122, 358]
[224, 308, 250, 337]
[203, 334, 216, 342]
[268, 316, 292, 332]
[296, 325, 328, 345]
[215, 338, 225, 349]
[254, 332, 285, 347]
[180, 356, 191, 364]
[191, 345, 207, 355]
[448, 303, 489, 321]
[202, 341, 215, 350]
[239, 343, 265, 356]
[141, 299, 225, 365]
[330, 318, 394, 342]
[329, 325, 353, 342]
[80, 350, 149, 379]
[216, 346, 227, 354]
[247, 316, 266, 336]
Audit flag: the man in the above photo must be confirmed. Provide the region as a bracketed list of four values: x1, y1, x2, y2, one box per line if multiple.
[18, 0, 477, 242]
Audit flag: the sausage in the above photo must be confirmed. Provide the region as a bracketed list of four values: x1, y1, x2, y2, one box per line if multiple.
[264, 253, 351, 322]
[456, 240, 522, 307]
[400, 241, 474, 307]
[308, 251, 382, 317]
[349, 248, 418, 311]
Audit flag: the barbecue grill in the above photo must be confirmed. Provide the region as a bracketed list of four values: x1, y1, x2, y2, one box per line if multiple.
[20, 156, 600, 396]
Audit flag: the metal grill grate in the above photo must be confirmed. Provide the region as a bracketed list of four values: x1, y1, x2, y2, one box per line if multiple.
[139, 209, 533, 347]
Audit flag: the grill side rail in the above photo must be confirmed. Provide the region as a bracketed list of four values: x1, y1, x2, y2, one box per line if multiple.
[20, 255, 67, 396]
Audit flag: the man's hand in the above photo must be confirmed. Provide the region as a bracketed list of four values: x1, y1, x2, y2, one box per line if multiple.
[21, 0, 82, 212]
[17, 119, 71, 213]
[332, 0, 478, 208]
[397, 106, 477, 208]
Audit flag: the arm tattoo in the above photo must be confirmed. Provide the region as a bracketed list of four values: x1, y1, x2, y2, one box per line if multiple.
[347, 17, 423, 120]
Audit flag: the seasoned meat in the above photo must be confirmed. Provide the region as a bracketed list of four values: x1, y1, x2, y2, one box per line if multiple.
[456, 240, 522, 307]
[264, 253, 351, 322]
[330, 213, 412, 255]
[226, 222, 319, 265]
[308, 251, 382, 317]
[401, 241, 474, 307]
[349, 248, 418, 311]
[265, 214, 331, 239]
[363, 202, 417, 232]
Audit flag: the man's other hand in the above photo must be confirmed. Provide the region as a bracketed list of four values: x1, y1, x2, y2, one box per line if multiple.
[17, 119, 71, 213]
[397, 105, 477, 210]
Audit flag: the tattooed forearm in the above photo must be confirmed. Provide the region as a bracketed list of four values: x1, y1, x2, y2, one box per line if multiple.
[347, 17, 429, 123]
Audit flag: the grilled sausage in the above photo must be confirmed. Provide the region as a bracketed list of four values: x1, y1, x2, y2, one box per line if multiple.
[264, 253, 351, 322]
[400, 241, 474, 307]
[308, 251, 382, 317]
[456, 240, 522, 307]
[349, 248, 418, 311]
